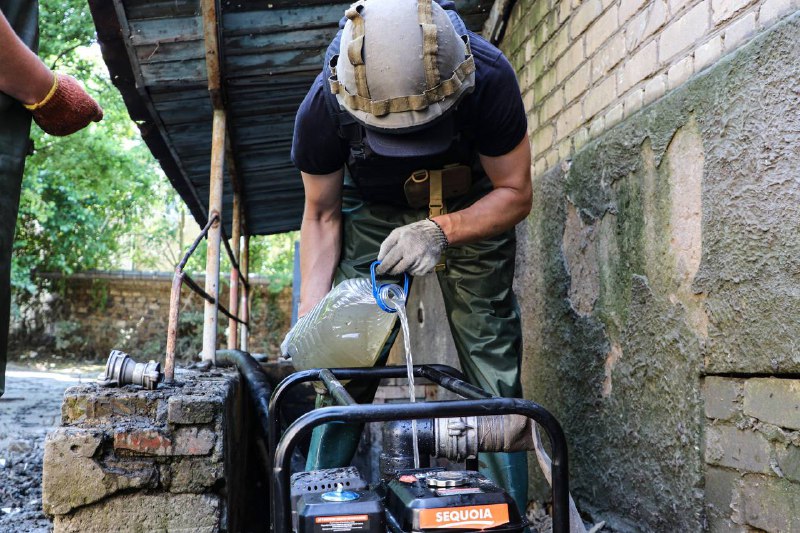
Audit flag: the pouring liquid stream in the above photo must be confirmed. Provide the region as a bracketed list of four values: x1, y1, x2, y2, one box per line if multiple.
[395, 304, 420, 469]
[385, 287, 420, 470]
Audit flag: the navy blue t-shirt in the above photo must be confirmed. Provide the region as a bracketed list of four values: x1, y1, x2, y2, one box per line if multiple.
[291, 31, 527, 175]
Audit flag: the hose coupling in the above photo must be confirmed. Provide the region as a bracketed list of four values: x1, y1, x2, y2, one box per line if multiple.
[98, 350, 162, 390]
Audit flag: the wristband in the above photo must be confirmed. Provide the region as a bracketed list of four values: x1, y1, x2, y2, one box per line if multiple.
[24, 73, 59, 111]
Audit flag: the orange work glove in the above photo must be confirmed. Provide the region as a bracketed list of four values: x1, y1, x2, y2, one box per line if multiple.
[24, 73, 103, 136]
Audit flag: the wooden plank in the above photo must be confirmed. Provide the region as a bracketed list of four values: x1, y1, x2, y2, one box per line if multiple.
[221, 6, 345, 35]
[128, 16, 203, 45]
[126, 0, 200, 20]
[135, 40, 204, 64]
[139, 58, 207, 84]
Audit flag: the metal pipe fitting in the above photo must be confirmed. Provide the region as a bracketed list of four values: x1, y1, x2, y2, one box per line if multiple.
[433, 414, 535, 460]
[380, 418, 433, 481]
[98, 350, 162, 390]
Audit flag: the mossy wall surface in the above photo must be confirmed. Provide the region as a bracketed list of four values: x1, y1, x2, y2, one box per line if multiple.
[512, 13, 800, 530]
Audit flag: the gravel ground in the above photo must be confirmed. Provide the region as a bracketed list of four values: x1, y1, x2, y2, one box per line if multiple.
[0, 363, 102, 532]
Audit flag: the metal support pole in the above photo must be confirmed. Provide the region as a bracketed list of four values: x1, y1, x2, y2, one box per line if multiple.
[164, 269, 184, 384]
[227, 197, 241, 349]
[239, 234, 250, 351]
[202, 109, 226, 364]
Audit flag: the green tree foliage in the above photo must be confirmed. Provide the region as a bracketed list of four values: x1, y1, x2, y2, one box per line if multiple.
[12, 0, 174, 296]
[12, 0, 296, 302]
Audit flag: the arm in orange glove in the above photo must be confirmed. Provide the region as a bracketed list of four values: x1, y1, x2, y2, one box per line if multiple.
[0, 10, 103, 136]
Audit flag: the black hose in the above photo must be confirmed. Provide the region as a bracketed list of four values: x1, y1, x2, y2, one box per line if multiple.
[215, 349, 273, 443]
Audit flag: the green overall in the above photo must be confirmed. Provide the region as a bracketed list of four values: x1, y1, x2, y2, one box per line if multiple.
[0, 0, 38, 397]
[305, 176, 529, 512]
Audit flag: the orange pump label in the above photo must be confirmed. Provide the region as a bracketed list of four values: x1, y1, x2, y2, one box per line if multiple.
[418, 504, 510, 529]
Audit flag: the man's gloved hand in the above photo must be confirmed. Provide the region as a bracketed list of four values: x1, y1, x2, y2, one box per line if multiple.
[25, 73, 103, 136]
[376, 218, 449, 276]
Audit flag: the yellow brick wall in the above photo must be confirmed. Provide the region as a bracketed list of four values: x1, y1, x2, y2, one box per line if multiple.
[499, 0, 800, 176]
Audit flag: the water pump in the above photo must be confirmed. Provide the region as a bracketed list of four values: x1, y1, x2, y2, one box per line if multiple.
[268, 365, 571, 533]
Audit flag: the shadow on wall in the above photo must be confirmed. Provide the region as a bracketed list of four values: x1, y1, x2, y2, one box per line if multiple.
[514, 13, 800, 532]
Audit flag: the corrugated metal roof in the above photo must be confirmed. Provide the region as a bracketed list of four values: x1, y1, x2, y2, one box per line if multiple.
[89, 0, 494, 236]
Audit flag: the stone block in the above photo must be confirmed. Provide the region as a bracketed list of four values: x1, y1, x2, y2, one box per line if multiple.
[604, 101, 624, 127]
[695, 35, 723, 72]
[617, 40, 658, 93]
[162, 458, 224, 493]
[585, 5, 618, 52]
[556, 38, 585, 84]
[759, 0, 795, 26]
[743, 378, 800, 430]
[532, 124, 555, 156]
[643, 74, 666, 105]
[705, 466, 741, 530]
[712, 0, 753, 24]
[737, 474, 800, 531]
[570, 0, 603, 37]
[565, 62, 591, 104]
[624, 0, 667, 51]
[168, 395, 216, 425]
[584, 75, 616, 119]
[659, 1, 711, 62]
[775, 443, 800, 483]
[556, 101, 584, 138]
[113, 427, 173, 456]
[704, 376, 743, 421]
[623, 87, 644, 117]
[590, 32, 626, 82]
[61, 391, 89, 424]
[705, 424, 773, 473]
[540, 88, 565, 122]
[53, 493, 221, 533]
[723, 12, 757, 52]
[173, 427, 217, 456]
[43, 428, 158, 516]
[618, 0, 648, 24]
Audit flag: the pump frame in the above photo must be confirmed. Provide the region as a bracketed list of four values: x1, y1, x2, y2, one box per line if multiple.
[268, 364, 569, 533]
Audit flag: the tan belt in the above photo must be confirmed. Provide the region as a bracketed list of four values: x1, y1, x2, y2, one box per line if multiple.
[404, 166, 472, 271]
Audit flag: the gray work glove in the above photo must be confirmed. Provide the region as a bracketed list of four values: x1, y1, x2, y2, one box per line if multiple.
[376, 219, 448, 276]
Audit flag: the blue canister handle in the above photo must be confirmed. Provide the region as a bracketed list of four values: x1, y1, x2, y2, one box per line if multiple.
[370, 261, 409, 313]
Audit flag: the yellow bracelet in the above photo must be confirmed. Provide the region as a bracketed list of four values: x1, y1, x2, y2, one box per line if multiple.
[24, 73, 59, 111]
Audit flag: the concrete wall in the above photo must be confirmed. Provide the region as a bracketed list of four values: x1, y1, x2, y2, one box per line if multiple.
[11, 271, 291, 360]
[496, 3, 800, 530]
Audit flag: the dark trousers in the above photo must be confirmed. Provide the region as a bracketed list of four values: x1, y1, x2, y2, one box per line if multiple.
[305, 178, 529, 511]
[0, 0, 37, 396]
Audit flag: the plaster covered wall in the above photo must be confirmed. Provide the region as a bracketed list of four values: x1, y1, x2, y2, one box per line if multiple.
[512, 13, 800, 530]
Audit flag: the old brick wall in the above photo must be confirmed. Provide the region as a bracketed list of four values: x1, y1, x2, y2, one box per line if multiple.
[43, 369, 265, 532]
[12, 271, 291, 360]
[492, 2, 800, 531]
[704, 377, 800, 531]
[501, 0, 800, 174]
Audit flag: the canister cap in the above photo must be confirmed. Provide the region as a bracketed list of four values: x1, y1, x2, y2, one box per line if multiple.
[426, 471, 469, 488]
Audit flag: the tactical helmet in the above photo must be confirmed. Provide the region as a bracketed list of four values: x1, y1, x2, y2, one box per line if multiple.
[329, 0, 475, 135]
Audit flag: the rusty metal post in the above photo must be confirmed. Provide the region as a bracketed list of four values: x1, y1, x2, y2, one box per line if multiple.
[227, 197, 241, 349]
[164, 269, 184, 384]
[240, 234, 250, 352]
[202, 109, 226, 363]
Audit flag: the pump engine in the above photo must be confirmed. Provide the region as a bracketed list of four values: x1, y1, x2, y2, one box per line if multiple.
[270, 365, 570, 533]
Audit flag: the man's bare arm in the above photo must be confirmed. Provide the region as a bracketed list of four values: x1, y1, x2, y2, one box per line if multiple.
[0, 9, 53, 105]
[433, 135, 532, 245]
[298, 168, 344, 317]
